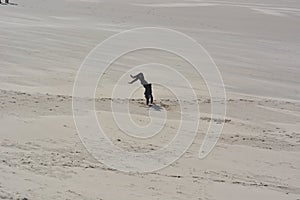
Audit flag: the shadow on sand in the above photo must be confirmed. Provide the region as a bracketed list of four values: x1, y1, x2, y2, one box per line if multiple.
[150, 104, 163, 111]
[0, 2, 18, 5]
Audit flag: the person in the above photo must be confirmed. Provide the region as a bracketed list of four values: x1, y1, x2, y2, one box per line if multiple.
[129, 73, 153, 105]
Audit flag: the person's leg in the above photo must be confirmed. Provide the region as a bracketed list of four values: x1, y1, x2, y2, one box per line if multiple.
[145, 95, 149, 105]
[150, 94, 153, 104]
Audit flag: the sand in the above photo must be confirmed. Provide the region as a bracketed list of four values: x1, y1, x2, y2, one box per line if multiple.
[0, 0, 300, 199]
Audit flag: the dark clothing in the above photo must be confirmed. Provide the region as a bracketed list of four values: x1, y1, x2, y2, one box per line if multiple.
[143, 84, 153, 105]
[143, 84, 152, 95]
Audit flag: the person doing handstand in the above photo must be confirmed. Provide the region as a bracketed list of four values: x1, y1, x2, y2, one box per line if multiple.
[128, 73, 153, 105]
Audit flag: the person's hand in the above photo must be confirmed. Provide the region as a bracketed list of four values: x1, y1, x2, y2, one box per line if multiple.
[130, 74, 134, 78]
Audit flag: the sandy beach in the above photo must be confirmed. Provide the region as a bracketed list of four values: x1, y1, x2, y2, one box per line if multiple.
[0, 0, 300, 199]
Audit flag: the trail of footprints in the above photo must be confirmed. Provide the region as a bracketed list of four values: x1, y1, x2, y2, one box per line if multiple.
[1, 89, 299, 152]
